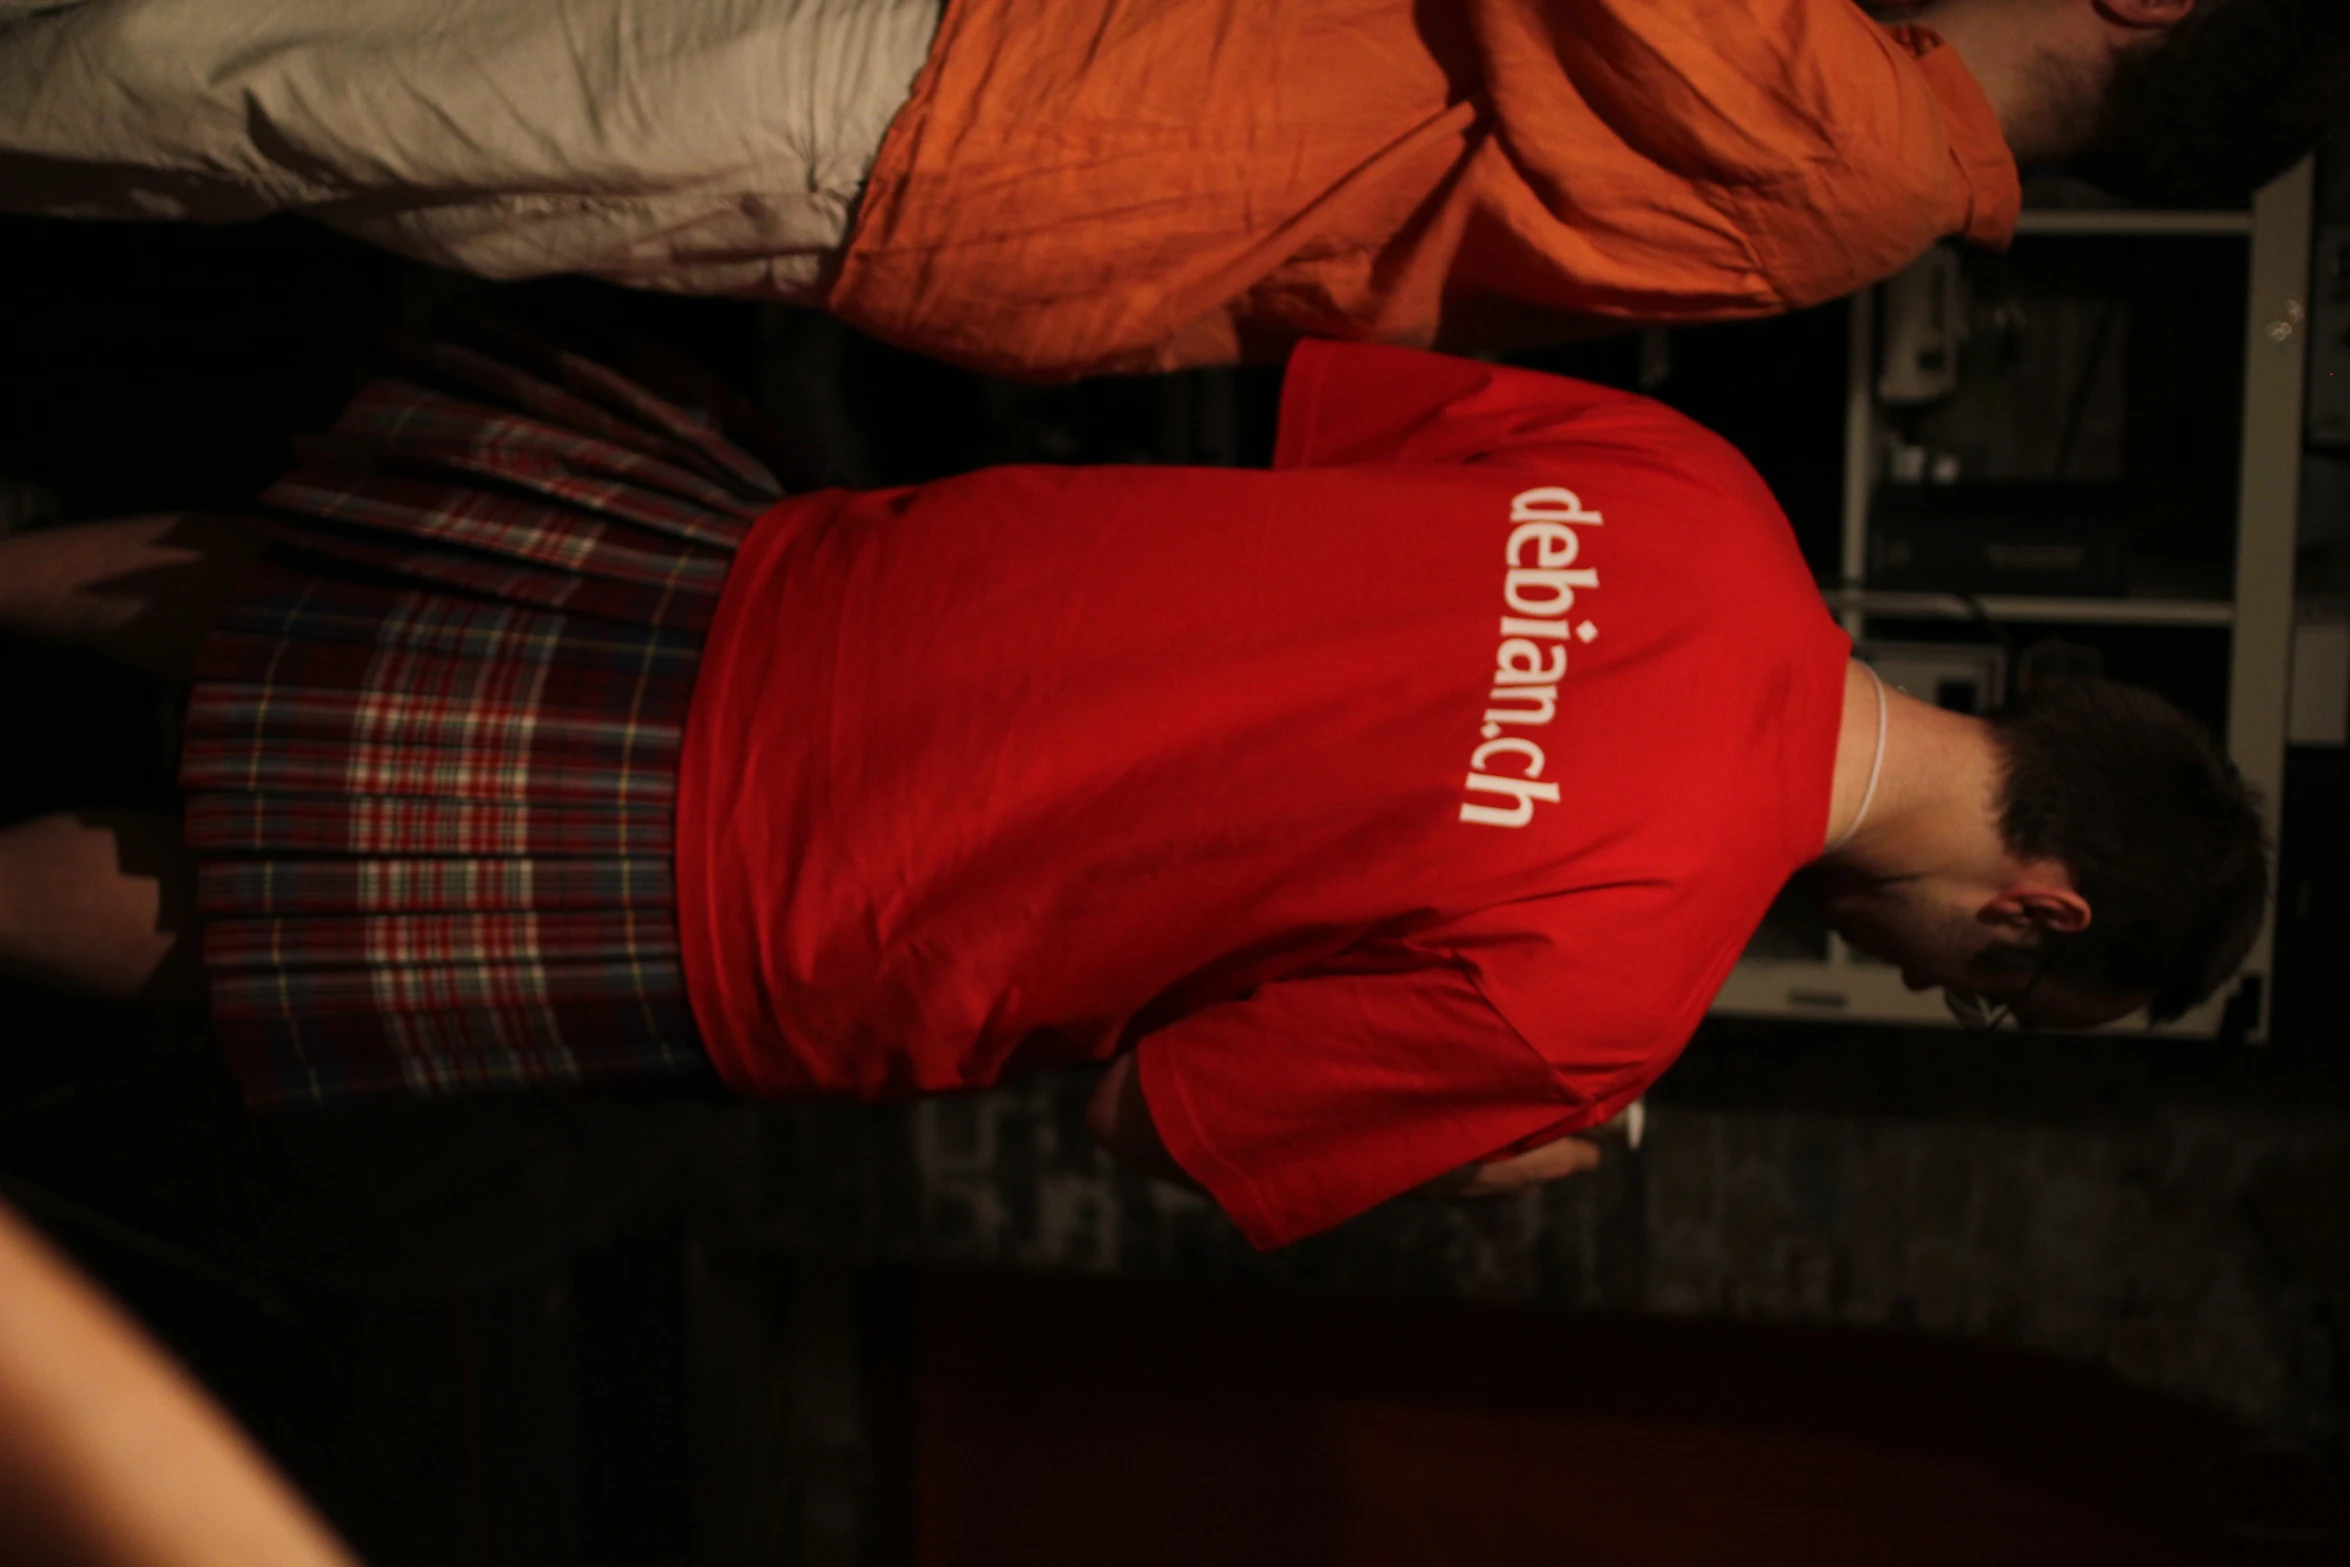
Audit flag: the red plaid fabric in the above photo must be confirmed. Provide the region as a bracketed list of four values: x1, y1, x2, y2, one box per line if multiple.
[182, 337, 784, 1107]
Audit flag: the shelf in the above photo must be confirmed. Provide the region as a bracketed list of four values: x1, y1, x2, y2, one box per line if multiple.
[2012, 209, 2253, 238]
[1822, 587, 2235, 628]
[1721, 161, 2313, 1041]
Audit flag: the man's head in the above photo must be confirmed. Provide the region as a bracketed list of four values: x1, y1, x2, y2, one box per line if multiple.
[1819, 676, 2269, 1028]
[2072, 0, 2350, 205]
[1916, 0, 2350, 203]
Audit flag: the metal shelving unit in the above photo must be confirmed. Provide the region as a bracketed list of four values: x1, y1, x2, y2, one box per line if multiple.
[2011, 208, 2254, 238]
[1713, 162, 2314, 1038]
[1820, 588, 2237, 628]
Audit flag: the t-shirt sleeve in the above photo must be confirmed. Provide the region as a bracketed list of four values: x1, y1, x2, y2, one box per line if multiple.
[1529, 0, 1919, 183]
[1131, 960, 1589, 1249]
[1275, 340, 1685, 471]
[1458, 0, 1995, 316]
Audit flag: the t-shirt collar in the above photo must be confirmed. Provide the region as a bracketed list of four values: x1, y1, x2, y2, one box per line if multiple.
[1891, 24, 2024, 247]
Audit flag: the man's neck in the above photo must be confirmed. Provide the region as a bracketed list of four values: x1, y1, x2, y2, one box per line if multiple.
[1822, 661, 2008, 877]
[1905, 0, 2119, 164]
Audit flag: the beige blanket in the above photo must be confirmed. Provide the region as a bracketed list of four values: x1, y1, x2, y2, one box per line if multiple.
[0, 0, 938, 297]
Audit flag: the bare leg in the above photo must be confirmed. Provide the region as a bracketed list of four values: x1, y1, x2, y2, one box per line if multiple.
[0, 514, 267, 681]
[0, 810, 203, 1005]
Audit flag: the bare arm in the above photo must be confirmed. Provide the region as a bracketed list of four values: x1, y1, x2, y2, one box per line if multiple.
[1414, 1134, 1601, 1197]
[0, 1201, 362, 1567]
[1084, 1051, 1201, 1190]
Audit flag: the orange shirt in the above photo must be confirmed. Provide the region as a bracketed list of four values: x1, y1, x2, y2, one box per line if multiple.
[826, 0, 2020, 381]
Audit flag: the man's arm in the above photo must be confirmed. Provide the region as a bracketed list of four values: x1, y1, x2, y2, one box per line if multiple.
[1085, 1052, 1600, 1200]
[1463, 0, 2001, 321]
[1416, 1134, 1602, 1197]
[1084, 1051, 1200, 1189]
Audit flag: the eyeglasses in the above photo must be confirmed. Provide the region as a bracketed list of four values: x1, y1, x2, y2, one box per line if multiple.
[1944, 951, 2055, 1034]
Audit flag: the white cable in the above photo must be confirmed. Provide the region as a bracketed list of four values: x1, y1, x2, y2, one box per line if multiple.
[1823, 661, 1887, 856]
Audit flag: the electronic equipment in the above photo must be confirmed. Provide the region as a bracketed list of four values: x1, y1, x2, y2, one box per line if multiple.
[1868, 482, 2130, 597]
[1857, 641, 2006, 715]
[2311, 225, 2350, 448]
[1877, 246, 1967, 405]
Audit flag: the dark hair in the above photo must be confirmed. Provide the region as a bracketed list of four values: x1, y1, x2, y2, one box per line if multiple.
[1989, 677, 2269, 1022]
[2068, 0, 2350, 207]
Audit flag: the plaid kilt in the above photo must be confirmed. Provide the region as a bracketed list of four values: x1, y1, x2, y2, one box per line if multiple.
[181, 332, 789, 1108]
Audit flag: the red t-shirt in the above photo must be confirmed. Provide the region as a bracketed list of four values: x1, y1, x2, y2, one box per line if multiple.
[675, 342, 1849, 1247]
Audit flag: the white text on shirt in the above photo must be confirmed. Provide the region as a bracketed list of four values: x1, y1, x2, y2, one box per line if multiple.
[1460, 486, 1601, 828]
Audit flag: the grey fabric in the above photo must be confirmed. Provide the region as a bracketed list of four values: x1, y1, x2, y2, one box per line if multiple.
[0, 0, 939, 298]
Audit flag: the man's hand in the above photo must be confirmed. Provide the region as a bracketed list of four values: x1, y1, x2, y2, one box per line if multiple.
[1084, 1052, 1200, 1189]
[1419, 1135, 1603, 1199]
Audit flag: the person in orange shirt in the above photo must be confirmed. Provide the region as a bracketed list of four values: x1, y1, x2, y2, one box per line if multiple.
[834, 0, 2347, 376]
[0, 0, 2342, 377]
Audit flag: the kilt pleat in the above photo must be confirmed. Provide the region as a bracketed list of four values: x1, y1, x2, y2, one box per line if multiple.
[262, 467, 743, 588]
[208, 568, 710, 670]
[186, 794, 673, 858]
[181, 676, 695, 761]
[307, 379, 768, 528]
[234, 521, 724, 632]
[182, 739, 676, 809]
[204, 910, 679, 972]
[221, 999, 706, 1105]
[195, 857, 675, 915]
[182, 671, 688, 799]
[210, 956, 678, 1015]
[399, 334, 789, 499]
[183, 335, 781, 1109]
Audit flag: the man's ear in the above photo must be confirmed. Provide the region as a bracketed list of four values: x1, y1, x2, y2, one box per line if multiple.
[1983, 880, 2093, 936]
[2093, 0, 2196, 32]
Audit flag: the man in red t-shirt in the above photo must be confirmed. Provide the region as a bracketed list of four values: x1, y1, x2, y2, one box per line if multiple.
[0, 345, 2267, 1249]
[670, 343, 2267, 1246]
